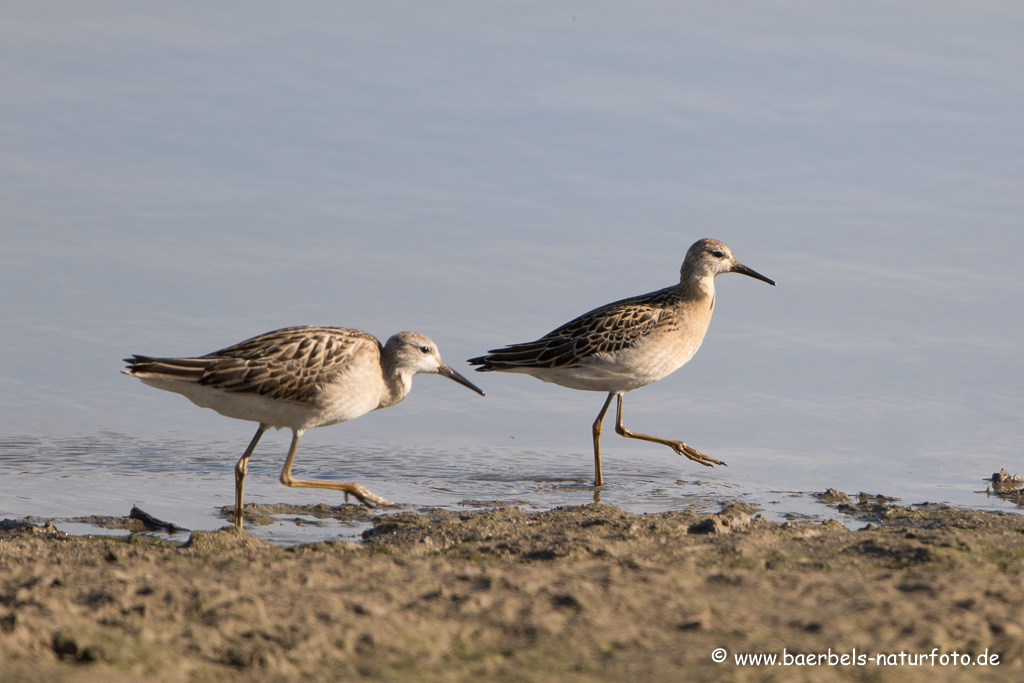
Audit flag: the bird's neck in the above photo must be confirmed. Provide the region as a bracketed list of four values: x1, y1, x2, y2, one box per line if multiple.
[679, 267, 717, 306]
[378, 354, 414, 409]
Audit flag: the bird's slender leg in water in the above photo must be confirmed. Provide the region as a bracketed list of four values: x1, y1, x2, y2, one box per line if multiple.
[591, 392, 616, 487]
[233, 424, 267, 529]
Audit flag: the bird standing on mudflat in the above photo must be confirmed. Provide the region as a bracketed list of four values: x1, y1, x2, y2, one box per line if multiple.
[124, 326, 484, 529]
[468, 238, 774, 486]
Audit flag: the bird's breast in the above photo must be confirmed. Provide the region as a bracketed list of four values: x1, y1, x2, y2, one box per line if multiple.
[619, 326, 707, 379]
[313, 355, 388, 427]
[519, 323, 709, 393]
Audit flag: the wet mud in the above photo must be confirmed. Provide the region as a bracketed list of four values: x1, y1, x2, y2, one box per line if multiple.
[1, 493, 1023, 682]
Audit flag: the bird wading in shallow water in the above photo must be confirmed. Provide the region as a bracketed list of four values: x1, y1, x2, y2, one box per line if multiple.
[124, 326, 484, 529]
[468, 238, 774, 486]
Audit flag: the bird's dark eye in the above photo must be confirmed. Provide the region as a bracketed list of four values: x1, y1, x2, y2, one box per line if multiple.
[711, 250, 725, 258]
[419, 345, 431, 354]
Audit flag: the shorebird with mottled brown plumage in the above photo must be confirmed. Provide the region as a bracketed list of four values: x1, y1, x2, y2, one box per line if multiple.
[124, 326, 484, 529]
[468, 238, 774, 486]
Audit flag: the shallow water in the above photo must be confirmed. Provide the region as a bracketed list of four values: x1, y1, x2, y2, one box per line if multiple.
[1, 432, 1017, 545]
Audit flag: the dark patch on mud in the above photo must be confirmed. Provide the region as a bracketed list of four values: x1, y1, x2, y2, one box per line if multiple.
[217, 501, 380, 527]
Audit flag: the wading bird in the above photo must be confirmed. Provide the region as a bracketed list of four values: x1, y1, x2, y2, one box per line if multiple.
[125, 326, 484, 528]
[468, 238, 773, 486]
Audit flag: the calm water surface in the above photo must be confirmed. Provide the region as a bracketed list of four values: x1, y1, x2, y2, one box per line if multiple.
[0, 430, 1017, 546]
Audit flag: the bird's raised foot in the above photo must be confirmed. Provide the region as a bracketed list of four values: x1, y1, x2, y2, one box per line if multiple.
[670, 442, 726, 468]
[342, 483, 394, 507]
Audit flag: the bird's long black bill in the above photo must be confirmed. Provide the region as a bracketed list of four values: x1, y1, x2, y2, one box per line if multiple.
[732, 262, 776, 286]
[438, 363, 485, 395]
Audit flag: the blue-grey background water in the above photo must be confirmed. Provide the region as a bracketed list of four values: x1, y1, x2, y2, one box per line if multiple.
[2, 3, 1022, 544]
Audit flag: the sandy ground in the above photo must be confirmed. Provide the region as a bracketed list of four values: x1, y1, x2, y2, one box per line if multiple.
[1, 490, 1023, 682]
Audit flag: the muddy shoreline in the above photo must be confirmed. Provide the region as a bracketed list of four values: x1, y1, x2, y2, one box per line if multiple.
[1, 493, 1023, 682]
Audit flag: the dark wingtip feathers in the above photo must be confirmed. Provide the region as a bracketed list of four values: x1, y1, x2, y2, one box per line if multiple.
[122, 355, 210, 381]
[467, 355, 516, 372]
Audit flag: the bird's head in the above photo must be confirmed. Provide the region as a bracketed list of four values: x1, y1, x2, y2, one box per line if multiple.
[682, 238, 776, 285]
[386, 332, 485, 395]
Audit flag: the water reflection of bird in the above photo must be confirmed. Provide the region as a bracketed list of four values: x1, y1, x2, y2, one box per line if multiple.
[124, 326, 484, 529]
[469, 238, 774, 486]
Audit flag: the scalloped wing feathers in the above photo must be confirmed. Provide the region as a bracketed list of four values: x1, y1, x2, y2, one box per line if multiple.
[470, 287, 683, 370]
[127, 326, 382, 403]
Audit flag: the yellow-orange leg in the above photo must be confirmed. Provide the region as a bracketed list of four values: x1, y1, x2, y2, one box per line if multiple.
[279, 430, 392, 506]
[590, 392, 616, 487]
[614, 394, 726, 467]
[233, 424, 268, 529]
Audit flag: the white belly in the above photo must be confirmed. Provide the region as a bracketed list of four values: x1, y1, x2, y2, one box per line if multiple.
[518, 329, 708, 393]
[137, 375, 383, 432]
